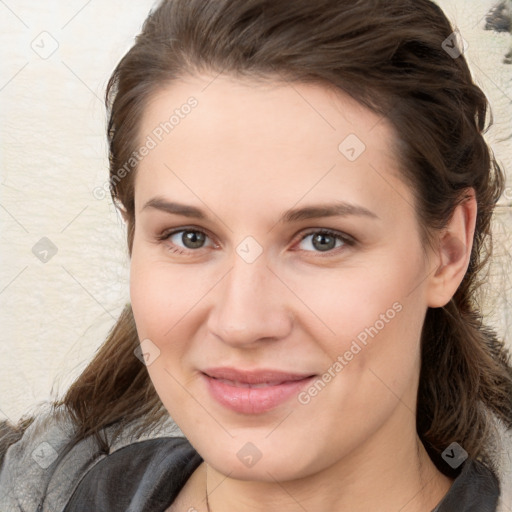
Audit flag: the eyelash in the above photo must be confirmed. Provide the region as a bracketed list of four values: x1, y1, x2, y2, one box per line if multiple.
[157, 227, 356, 256]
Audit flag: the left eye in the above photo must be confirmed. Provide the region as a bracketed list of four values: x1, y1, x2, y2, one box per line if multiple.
[297, 230, 351, 252]
[165, 229, 214, 251]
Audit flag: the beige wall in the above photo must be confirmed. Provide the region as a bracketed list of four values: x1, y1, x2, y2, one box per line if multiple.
[0, 0, 511, 423]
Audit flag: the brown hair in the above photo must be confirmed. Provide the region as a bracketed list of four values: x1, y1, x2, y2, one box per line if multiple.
[8, 0, 512, 476]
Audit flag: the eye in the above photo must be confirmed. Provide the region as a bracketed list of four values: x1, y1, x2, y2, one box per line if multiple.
[296, 229, 354, 253]
[160, 228, 215, 253]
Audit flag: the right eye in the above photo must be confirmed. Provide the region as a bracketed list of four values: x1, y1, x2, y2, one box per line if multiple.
[159, 228, 216, 254]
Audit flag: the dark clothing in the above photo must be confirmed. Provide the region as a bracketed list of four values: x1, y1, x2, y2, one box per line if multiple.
[432, 456, 500, 512]
[63, 436, 500, 512]
[64, 437, 202, 512]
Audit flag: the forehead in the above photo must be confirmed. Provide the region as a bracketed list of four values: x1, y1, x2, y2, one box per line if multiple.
[139, 73, 395, 158]
[134, 74, 411, 220]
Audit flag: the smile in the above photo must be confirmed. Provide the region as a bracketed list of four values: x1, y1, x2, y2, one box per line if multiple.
[201, 368, 316, 414]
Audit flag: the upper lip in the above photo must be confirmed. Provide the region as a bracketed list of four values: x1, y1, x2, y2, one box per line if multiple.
[202, 367, 315, 385]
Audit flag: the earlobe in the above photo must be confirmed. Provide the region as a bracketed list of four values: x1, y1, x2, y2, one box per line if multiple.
[426, 189, 477, 308]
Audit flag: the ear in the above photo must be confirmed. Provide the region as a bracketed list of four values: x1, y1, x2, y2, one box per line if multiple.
[426, 188, 477, 308]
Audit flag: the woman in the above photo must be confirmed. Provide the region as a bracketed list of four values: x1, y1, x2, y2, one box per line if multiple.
[1, 0, 511, 510]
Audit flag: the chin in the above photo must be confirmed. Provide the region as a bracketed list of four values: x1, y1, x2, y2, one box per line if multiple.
[193, 434, 323, 482]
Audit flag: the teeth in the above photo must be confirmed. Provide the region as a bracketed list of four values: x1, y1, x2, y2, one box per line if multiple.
[216, 378, 283, 388]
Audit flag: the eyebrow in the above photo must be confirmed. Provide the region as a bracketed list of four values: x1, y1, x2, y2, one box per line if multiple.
[142, 197, 379, 223]
[282, 203, 378, 222]
[143, 197, 209, 219]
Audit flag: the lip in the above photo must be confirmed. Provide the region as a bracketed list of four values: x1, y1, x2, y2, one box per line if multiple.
[202, 367, 316, 414]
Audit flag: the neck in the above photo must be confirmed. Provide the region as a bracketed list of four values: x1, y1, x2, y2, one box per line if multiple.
[204, 409, 453, 512]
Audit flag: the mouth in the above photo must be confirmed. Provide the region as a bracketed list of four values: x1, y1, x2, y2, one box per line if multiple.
[201, 367, 317, 414]
[209, 378, 303, 388]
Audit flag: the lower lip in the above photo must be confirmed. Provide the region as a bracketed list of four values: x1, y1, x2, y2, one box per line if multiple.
[202, 374, 316, 414]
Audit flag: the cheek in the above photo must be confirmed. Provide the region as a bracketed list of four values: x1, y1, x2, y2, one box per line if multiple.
[129, 243, 208, 340]
[288, 251, 426, 403]
[285, 257, 419, 348]
[129, 248, 203, 418]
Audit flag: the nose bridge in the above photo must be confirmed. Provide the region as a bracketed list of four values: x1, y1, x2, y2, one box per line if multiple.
[208, 253, 292, 345]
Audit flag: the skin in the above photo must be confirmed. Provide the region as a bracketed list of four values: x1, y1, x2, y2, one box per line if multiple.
[128, 74, 476, 512]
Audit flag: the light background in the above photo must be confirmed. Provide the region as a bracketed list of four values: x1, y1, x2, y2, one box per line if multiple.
[0, 0, 511, 425]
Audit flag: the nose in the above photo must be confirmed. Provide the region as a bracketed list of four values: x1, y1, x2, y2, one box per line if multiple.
[207, 256, 293, 348]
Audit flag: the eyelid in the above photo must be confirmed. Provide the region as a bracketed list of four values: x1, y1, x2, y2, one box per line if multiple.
[158, 226, 356, 258]
[158, 226, 217, 251]
[292, 228, 356, 254]
[297, 228, 355, 244]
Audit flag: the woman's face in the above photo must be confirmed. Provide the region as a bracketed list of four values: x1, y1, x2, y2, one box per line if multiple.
[130, 74, 435, 481]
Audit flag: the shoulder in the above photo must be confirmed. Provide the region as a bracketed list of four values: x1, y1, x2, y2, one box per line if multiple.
[63, 436, 202, 512]
[435, 458, 504, 512]
[434, 418, 512, 512]
[0, 403, 184, 512]
[0, 404, 76, 511]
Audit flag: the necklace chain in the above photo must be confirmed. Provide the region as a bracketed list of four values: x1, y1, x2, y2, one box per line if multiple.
[205, 464, 211, 512]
